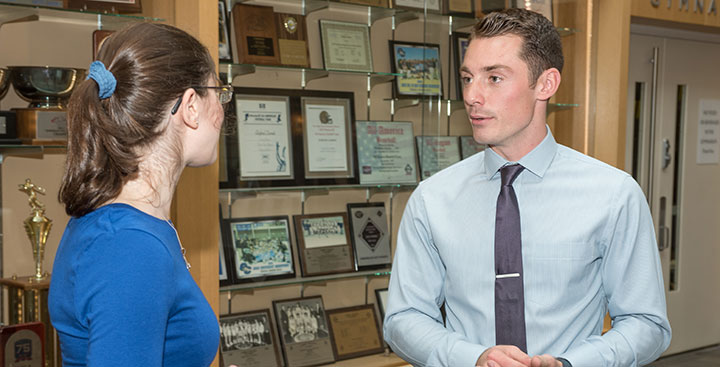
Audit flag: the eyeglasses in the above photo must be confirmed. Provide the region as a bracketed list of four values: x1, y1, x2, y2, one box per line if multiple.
[170, 85, 234, 115]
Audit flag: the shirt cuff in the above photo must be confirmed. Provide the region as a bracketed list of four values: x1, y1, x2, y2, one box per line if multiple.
[448, 340, 488, 367]
[558, 341, 608, 367]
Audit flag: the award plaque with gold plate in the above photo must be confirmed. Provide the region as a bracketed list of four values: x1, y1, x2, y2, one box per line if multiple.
[231, 4, 281, 66]
[275, 13, 310, 67]
[8, 66, 85, 145]
[326, 305, 384, 360]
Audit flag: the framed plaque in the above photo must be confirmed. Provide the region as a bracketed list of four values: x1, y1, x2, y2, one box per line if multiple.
[222, 87, 358, 189]
[293, 212, 356, 277]
[356, 121, 418, 184]
[337, 0, 389, 6]
[375, 288, 389, 321]
[220, 226, 232, 287]
[460, 136, 485, 159]
[511, 0, 554, 22]
[92, 30, 113, 60]
[222, 216, 296, 283]
[416, 136, 462, 180]
[326, 305, 384, 360]
[218, 1, 233, 62]
[319, 20, 373, 73]
[301, 97, 356, 180]
[444, 0, 474, 16]
[0, 322, 44, 366]
[393, 0, 441, 12]
[233, 94, 293, 181]
[219, 309, 282, 367]
[276, 13, 310, 67]
[347, 202, 392, 270]
[389, 41, 443, 98]
[231, 3, 281, 65]
[273, 296, 335, 367]
[452, 32, 470, 100]
[480, 0, 505, 14]
[67, 0, 141, 13]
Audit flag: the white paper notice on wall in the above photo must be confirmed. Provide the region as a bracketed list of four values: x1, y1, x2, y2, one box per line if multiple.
[697, 99, 720, 165]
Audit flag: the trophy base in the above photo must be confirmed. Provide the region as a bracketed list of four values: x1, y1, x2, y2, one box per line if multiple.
[12, 108, 67, 144]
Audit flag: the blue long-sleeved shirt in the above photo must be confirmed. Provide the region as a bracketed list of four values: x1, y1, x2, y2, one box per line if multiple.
[49, 203, 219, 366]
[383, 128, 671, 367]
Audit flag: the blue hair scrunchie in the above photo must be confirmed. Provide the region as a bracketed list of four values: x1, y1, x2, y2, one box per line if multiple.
[86, 60, 116, 99]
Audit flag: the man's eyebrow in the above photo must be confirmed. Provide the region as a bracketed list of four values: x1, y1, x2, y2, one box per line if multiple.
[459, 64, 511, 74]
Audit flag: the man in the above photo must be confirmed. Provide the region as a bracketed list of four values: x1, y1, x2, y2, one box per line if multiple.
[383, 8, 671, 367]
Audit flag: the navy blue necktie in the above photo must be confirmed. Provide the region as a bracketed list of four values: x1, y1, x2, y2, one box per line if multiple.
[494, 164, 527, 352]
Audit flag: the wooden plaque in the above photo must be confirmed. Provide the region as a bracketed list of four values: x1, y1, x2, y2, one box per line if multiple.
[231, 4, 281, 66]
[326, 305, 384, 360]
[0, 322, 44, 367]
[275, 13, 310, 67]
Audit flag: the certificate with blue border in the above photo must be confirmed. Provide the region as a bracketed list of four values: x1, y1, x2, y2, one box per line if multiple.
[356, 121, 417, 184]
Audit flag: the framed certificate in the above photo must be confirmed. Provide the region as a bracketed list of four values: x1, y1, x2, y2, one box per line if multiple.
[273, 296, 335, 367]
[219, 309, 282, 367]
[347, 202, 392, 270]
[393, 0, 441, 12]
[444, 0, 474, 16]
[67, 0, 141, 13]
[375, 288, 389, 321]
[218, 1, 233, 62]
[460, 135, 486, 159]
[452, 32, 470, 100]
[222, 87, 358, 189]
[293, 212, 356, 277]
[326, 305, 384, 360]
[416, 136, 462, 179]
[319, 20, 373, 73]
[222, 216, 296, 283]
[511, 0, 554, 23]
[389, 41, 443, 98]
[356, 121, 418, 185]
[301, 97, 356, 180]
[233, 94, 293, 181]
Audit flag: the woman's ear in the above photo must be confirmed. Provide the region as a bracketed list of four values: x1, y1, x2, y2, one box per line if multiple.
[535, 68, 561, 101]
[176, 88, 200, 129]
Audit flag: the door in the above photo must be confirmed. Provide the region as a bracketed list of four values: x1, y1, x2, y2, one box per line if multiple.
[627, 27, 720, 355]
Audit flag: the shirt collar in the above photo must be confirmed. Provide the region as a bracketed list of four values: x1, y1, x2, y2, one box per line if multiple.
[484, 125, 558, 180]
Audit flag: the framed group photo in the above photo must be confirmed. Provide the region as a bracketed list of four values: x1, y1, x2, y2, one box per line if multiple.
[273, 296, 335, 367]
[293, 212, 356, 277]
[221, 216, 296, 284]
[219, 309, 282, 367]
[389, 41, 443, 98]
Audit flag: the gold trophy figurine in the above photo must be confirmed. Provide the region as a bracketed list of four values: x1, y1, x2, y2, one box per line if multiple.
[19, 178, 52, 281]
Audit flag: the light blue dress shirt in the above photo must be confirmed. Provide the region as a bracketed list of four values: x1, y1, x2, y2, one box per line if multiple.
[383, 128, 671, 367]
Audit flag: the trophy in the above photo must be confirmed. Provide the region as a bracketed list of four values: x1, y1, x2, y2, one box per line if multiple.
[19, 179, 52, 281]
[8, 66, 85, 145]
[0, 68, 20, 144]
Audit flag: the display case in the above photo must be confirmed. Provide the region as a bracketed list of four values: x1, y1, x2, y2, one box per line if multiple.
[217, 1, 590, 366]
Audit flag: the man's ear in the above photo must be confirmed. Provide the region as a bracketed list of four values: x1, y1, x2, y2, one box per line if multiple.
[535, 68, 561, 101]
[176, 88, 200, 129]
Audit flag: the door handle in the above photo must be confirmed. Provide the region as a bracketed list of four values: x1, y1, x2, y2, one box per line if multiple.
[662, 138, 672, 169]
[658, 196, 669, 251]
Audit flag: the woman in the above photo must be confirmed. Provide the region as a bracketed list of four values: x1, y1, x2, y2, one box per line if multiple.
[49, 22, 231, 366]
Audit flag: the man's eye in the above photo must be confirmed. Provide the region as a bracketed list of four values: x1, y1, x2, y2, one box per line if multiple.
[461, 76, 472, 85]
[490, 76, 502, 83]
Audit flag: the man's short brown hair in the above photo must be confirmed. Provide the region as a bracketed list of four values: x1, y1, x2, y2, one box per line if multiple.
[470, 8, 563, 87]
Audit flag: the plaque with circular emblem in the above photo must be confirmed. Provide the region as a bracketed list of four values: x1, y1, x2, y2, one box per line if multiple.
[275, 13, 309, 67]
[283, 16, 298, 34]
